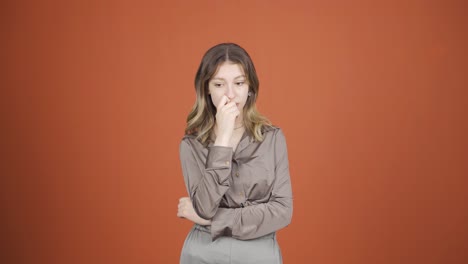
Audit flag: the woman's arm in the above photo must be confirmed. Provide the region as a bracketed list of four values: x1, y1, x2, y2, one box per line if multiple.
[179, 129, 293, 241]
[180, 172, 292, 241]
[209, 129, 293, 241]
[180, 94, 243, 220]
[179, 139, 233, 220]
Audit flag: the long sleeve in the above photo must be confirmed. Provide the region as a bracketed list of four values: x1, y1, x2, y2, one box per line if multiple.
[209, 129, 293, 241]
[179, 139, 233, 220]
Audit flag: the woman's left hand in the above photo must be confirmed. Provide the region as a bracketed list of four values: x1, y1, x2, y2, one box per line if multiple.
[177, 197, 212, 226]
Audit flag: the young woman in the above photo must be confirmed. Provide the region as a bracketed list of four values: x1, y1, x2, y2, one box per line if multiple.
[177, 43, 293, 264]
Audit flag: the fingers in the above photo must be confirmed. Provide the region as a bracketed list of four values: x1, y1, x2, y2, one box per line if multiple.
[178, 197, 189, 208]
[217, 96, 239, 111]
[226, 105, 240, 114]
[177, 205, 185, 218]
[218, 101, 239, 116]
[217, 95, 229, 110]
[177, 197, 190, 218]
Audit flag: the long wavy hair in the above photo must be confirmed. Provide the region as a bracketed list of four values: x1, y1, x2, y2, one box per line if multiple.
[185, 43, 272, 145]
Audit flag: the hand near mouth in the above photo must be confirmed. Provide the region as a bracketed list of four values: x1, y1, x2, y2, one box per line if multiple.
[214, 95, 240, 147]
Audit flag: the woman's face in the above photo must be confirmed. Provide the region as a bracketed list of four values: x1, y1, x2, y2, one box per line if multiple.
[208, 62, 249, 112]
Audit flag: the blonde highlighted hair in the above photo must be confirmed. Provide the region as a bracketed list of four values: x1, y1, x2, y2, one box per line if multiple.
[185, 43, 272, 145]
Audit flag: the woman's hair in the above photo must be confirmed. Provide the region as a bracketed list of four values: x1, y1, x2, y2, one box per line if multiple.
[185, 43, 272, 145]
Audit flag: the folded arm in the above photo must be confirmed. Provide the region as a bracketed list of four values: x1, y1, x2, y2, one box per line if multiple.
[179, 140, 233, 220]
[210, 129, 293, 240]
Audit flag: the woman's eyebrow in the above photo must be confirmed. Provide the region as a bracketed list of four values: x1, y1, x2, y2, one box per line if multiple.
[211, 75, 245, 81]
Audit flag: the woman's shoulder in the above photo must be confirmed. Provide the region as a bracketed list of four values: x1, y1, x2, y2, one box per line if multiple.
[182, 133, 197, 140]
[263, 125, 284, 136]
[181, 133, 199, 145]
[180, 133, 207, 151]
[260, 125, 287, 144]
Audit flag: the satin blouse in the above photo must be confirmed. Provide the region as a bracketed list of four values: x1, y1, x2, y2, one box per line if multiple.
[179, 126, 293, 241]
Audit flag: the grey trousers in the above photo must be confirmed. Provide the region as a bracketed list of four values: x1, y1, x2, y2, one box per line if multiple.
[180, 225, 283, 264]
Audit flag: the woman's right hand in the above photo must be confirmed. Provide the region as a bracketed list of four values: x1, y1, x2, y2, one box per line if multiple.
[214, 95, 240, 146]
[177, 197, 211, 226]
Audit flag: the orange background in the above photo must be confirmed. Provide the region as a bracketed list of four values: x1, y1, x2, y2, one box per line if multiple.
[2, 0, 467, 263]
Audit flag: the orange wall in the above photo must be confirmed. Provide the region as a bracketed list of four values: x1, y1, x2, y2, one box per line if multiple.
[2, 0, 467, 263]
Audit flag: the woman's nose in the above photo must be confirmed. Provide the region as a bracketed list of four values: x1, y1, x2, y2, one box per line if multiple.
[226, 85, 235, 99]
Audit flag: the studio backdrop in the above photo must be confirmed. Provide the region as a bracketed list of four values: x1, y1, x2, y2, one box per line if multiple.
[2, 0, 467, 263]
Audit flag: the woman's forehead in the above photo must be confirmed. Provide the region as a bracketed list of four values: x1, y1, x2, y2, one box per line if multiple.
[212, 62, 245, 79]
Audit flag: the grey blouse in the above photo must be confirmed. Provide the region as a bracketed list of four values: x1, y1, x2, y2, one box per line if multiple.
[179, 127, 293, 241]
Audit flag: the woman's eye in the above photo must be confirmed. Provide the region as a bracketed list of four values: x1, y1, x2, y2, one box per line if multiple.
[213, 83, 223, 87]
[236, 82, 244, 86]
